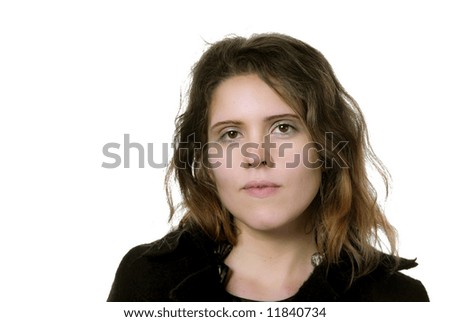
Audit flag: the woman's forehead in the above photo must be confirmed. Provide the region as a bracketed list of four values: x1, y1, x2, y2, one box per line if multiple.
[208, 75, 300, 125]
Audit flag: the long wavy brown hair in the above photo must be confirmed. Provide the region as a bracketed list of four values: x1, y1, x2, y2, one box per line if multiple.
[165, 33, 398, 281]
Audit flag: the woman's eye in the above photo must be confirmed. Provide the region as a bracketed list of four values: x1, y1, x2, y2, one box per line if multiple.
[277, 124, 291, 133]
[272, 123, 295, 134]
[227, 130, 239, 139]
[219, 130, 240, 141]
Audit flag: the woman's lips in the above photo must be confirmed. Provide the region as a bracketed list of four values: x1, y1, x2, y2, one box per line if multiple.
[242, 181, 281, 198]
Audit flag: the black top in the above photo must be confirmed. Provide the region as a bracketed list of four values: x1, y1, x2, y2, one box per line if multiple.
[107, 226, 429, 302]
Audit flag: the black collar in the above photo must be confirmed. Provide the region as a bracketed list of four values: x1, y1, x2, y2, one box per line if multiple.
[144, 227, 418, 301]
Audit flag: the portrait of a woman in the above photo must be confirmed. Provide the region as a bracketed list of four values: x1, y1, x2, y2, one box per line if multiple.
[107, 33, 429, 302]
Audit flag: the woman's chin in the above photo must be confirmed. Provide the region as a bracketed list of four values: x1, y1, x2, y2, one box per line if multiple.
[235, 215, 302, 235]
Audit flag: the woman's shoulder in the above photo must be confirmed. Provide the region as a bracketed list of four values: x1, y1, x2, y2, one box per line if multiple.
[107, 226, 216, 301]
[341, 254, 429, 301]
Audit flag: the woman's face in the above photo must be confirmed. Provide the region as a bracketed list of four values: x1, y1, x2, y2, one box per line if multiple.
[207, 74, 322, 234]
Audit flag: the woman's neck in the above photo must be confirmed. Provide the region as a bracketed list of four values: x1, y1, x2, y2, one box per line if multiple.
[224, 220, 317, 301]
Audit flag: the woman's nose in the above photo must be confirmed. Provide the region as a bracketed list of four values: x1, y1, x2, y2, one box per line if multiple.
[241, 135, 274, 168]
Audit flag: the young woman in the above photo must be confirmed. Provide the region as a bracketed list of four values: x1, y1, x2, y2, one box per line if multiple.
[107, 33, 429, 301]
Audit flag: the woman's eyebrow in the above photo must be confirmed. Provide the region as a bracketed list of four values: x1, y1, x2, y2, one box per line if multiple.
[264, 113, 300, 122]
[209, 120, 242, 132]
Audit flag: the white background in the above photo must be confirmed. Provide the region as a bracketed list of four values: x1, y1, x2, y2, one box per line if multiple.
[1, 0, 448, 320]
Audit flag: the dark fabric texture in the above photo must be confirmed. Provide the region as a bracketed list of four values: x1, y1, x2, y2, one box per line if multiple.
[107, 227, 429, 302]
